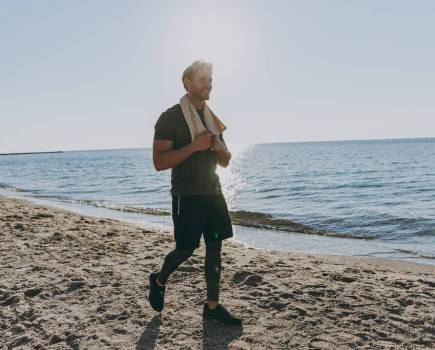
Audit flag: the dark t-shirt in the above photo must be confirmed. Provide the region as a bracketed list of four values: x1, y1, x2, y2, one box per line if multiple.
[153, 103, 226, 196]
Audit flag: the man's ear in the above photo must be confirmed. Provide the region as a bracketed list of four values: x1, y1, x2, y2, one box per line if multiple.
[183, 78, 191, 91]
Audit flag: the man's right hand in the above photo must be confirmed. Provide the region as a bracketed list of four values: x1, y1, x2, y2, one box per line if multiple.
[193, 130, 213, 151]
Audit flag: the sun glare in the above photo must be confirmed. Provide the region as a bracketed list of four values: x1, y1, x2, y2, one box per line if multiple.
[161, 2, 256, 77]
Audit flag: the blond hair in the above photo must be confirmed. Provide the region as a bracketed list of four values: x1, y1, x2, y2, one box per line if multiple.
[182, 60, 213, 91]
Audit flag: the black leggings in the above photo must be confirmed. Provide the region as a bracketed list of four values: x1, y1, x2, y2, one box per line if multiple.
[157, 240, 222, 302]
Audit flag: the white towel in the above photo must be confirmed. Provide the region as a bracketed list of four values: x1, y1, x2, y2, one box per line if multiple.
[179, 94, 227, 151]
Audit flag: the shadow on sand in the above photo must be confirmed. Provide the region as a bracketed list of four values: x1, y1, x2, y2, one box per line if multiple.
[136, 315, 161, 350]
[136, 315, 243, 349]
[202, 318, 243, 349]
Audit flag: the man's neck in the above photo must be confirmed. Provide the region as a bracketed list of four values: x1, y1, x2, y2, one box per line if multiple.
[187, 93, 205, 111]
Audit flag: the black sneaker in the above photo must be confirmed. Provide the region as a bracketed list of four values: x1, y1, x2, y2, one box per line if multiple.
[148, 272, 166, 312]
[203, 303, 242, 325]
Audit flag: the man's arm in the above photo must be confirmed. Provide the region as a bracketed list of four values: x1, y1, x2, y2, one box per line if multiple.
[213, 134, 231, 168]
[153, 140, 196, 171]
[216, 148, 231, 168]
[153, 131, 213, 171]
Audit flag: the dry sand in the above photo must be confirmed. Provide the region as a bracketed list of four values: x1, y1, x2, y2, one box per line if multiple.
[1, 195, 434, 349]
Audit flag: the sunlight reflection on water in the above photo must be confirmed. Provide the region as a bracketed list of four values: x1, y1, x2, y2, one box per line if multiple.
[217, 143, 254, 209]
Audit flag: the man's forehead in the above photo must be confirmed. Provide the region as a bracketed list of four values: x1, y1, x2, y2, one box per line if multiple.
[194, 68, 212, 79]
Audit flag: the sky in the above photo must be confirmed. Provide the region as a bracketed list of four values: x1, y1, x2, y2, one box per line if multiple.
[1, 0, 434, 153]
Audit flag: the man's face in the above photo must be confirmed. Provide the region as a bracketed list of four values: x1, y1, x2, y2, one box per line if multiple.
[185, 68, 213, 101]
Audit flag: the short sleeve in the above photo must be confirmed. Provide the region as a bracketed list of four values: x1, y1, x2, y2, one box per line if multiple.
[154, 112, 175, 141]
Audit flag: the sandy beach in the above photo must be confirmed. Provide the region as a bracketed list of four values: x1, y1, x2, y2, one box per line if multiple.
[1, 195, 434, 349]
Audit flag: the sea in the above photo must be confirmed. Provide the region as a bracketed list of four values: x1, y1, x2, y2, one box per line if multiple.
[1, 138, 434, 265]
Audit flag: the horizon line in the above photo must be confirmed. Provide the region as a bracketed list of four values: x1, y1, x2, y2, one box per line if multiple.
[1, 135, 434, 155]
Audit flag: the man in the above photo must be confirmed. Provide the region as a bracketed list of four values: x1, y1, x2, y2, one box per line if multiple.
[148, 60, 242, 325]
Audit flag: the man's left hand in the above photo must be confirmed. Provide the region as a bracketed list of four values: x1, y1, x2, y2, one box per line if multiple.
[210, 134, 219, 151]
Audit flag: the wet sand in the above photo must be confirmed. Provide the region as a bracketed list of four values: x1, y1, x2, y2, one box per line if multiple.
[1, 195, 434, 349]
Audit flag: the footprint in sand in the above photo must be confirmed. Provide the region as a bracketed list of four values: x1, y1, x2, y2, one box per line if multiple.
[31, 213, 54, 219]
[232, 271, 263, 286]
[309, 337, 335, 349]
[390, 279, 415, 289]
[397, 297, 414, 307]
[359, 313, 377, 320]
[24, 287, 43, 298]
[417, 278, 435, 288]
[66, 280, 85, 292]
[329, 273, 357, 283]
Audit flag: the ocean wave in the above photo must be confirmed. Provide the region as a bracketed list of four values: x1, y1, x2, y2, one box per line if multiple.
[0, 183, 393, 241]
[32, 195, 171, 216]
[394, 248, 435, 260]
[359, 216, 431, 230]
[0, 183, 29, 192]
[55, 196, 376, 239]
[228, 210, 375, 240]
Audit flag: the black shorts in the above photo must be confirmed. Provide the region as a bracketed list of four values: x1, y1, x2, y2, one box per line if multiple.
[171, 190, 234, 250]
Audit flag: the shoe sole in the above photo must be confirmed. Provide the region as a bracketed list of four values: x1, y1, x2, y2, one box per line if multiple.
[148, 273, 163, 312]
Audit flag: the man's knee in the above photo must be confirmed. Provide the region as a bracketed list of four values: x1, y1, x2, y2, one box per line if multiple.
[175, 241, 198, 252]
[176, 247, 196, 260]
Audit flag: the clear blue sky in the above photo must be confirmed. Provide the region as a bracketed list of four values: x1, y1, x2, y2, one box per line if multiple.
[1, 0, 434, 153]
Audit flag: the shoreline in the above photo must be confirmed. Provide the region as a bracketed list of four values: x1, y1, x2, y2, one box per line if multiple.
[1, 190, 434, 267]
[1, 195, 434, 349]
